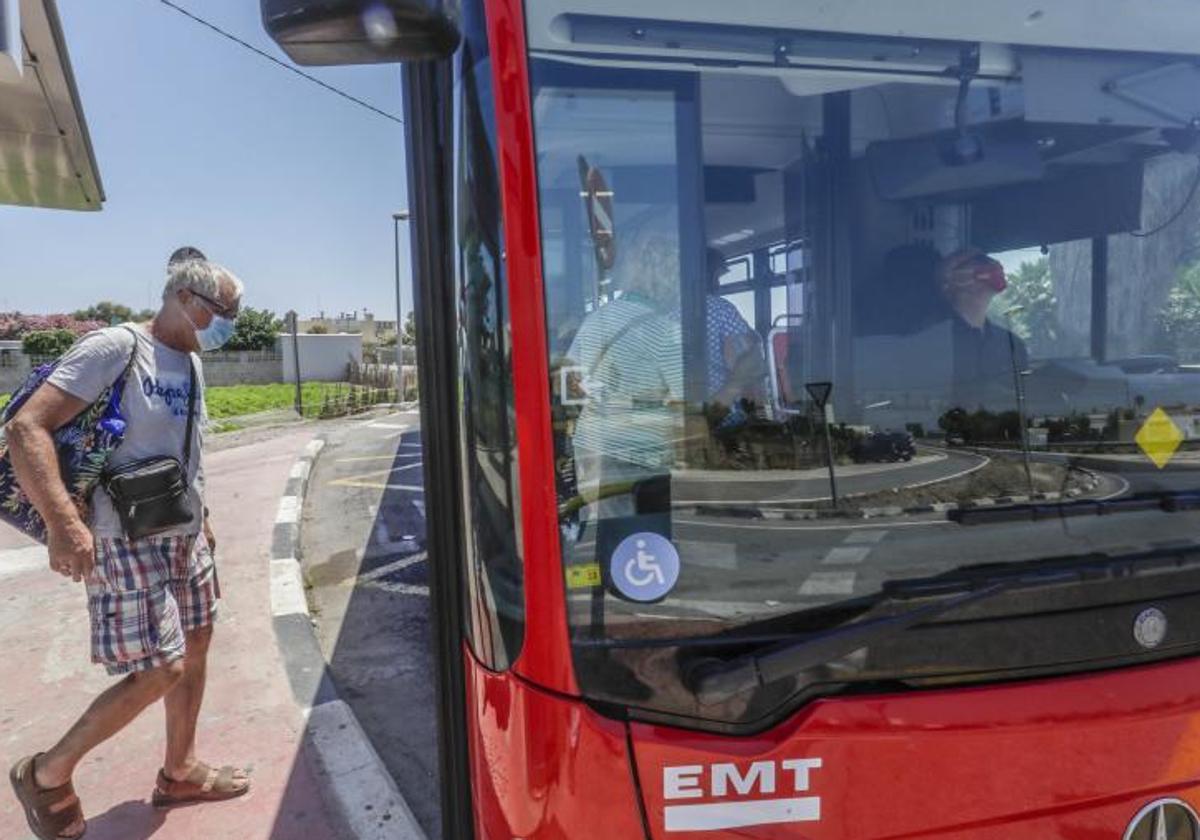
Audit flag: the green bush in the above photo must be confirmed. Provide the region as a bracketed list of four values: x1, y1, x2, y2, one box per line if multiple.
[226, 307, 282, 351]
[22, 329, 77, 358]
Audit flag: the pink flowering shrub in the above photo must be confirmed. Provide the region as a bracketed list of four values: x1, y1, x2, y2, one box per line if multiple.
[0, 313, 104, 340]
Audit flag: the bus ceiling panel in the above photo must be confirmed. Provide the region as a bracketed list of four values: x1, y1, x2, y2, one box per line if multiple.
[971, 162, 1145, 253]
[524, 0, 1200, 59]
[867, 121, 1046, 202]
[535, 12, 1017, 78]
[532, 49, 981, 98]
[0, 0, 103, 210]
[1024, 50, 1200, 131]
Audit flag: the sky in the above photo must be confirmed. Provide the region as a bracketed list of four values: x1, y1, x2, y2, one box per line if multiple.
[0, 0, 411, 323]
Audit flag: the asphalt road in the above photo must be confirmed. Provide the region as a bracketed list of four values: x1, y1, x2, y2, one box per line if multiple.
[671, 447, 987, 504]
[298, 410, 438, 839]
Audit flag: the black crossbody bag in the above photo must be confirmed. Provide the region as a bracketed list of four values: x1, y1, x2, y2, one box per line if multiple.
[102, 358, 198, 540]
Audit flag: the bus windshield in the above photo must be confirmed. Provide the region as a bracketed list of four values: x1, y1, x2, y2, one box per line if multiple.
[526, 7, 1200, 724]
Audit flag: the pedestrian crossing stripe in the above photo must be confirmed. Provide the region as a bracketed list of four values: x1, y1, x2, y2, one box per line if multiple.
[566, 563, 602, 589]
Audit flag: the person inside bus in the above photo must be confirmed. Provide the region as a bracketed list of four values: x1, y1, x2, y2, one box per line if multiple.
[858, 241, 1028, 407]
[693, 249, 768, 438]
[562, 213, 685, 501]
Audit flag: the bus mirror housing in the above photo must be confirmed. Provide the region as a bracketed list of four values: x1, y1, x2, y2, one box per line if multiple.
[260, 0, 461, 65]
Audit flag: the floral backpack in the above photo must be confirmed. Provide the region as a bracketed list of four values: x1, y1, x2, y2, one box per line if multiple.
[0, 327, 138, 543]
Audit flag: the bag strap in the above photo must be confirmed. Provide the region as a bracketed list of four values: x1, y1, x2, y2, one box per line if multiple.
[116, 326, 140, 389]
[182, 358, 197, 472]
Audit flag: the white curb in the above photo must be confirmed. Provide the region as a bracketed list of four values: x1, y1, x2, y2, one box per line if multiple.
[269, 434, 427, 840]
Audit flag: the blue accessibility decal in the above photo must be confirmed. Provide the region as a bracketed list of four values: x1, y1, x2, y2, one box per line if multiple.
[610, 532, 680, 602]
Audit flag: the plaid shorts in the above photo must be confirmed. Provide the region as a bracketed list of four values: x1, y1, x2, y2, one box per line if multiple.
[86, 534, 220, 676]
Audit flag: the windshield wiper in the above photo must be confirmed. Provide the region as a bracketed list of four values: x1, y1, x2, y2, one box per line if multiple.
[683, 550, 1181, 705]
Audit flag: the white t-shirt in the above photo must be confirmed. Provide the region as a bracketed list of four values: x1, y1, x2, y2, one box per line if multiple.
[47, 325, 207, 537]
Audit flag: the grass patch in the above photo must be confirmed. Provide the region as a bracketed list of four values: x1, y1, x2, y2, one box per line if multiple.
[1, 382, 394, 427]
[206, 381, 396, 421]
[206, 382, 335, 419]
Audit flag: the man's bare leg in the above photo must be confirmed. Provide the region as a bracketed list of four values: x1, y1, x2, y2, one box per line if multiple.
[33, 662, 186, 837]
[162, 625, 248, 790]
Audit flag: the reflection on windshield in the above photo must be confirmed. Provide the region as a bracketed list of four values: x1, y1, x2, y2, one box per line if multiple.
[528, 26, 1200, 715]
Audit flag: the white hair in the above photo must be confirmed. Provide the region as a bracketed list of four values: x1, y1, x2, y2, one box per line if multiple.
[163, 259, 244, 304]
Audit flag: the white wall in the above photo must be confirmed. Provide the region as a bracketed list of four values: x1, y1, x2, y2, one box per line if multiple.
[279, 333, 362, 383]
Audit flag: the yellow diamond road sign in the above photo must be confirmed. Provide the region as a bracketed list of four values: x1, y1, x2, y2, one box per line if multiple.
[1135, 407, 1184, 469]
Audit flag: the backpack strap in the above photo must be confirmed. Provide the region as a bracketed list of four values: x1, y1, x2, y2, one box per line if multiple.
[181, 358, 197, 472]
[116, 326, 140, 387]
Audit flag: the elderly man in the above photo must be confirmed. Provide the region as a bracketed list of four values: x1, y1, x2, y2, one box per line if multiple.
[7, 252, 249, 839]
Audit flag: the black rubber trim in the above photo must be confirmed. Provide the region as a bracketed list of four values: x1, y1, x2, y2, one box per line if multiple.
[403, 57, 477, 840]
[624, 722, 654, 840]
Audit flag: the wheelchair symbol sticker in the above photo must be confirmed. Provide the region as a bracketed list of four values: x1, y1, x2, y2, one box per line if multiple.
[610, 532, 679, 602]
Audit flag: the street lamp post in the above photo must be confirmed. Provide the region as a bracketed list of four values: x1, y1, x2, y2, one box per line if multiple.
[1005, 305, 1036, 496]
[393, 210, 410, 398]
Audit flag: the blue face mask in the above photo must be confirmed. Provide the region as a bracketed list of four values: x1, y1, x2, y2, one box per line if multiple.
[195, 315, 235, 351]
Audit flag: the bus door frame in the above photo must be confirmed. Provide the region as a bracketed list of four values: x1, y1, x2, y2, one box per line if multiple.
[402, 58, 477, 840]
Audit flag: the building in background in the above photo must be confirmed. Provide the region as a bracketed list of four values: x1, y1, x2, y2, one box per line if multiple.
[297, 310, 397, 344]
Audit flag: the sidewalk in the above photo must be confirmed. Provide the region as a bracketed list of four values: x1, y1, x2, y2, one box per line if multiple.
[0, 429, 343, 840]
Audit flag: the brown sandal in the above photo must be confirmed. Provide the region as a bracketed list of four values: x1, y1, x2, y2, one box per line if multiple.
[9, 754, 86, 840]
[152, 763, 250, 808]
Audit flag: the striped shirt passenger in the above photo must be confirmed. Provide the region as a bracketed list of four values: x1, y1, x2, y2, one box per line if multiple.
[565, 295, 684, 471]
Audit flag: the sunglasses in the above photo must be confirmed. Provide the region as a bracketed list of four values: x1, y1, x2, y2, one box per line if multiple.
[189, 289, 239, 319]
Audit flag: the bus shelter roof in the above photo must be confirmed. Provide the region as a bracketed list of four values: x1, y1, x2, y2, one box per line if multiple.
[0, 0, 103, 211]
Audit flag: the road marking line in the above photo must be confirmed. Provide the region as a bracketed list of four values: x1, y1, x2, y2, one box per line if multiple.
[275, 495, 300, 524]
[362, 579, 430, 597]
[799, 571, 856, 596]
[844, 530, 887, 545]
[334, 454, 422, 463]
[1097, 475, 1132, 502]
[328, 463, 424, 489]
[821, 546, 871, 565]
[358, 551, 428, 583]
[332, 480, 426, 491]
[903, 455, 990, 489]
[676, 518, 950, 531]
[673, 451, 987, 506]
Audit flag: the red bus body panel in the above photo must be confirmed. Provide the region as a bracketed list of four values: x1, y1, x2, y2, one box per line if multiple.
[484, 0, 575, 697]
[472, 0, 1200, 837]
[465, 650, 648, 839]
[630, 659, 1200, 838]
[470, 652, 1200, 839]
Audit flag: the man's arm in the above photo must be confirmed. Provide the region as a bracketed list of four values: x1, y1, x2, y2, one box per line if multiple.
[6, 384, 96, 581]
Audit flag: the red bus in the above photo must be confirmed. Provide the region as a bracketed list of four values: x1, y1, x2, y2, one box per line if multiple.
[265, 3, 1200, 837]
